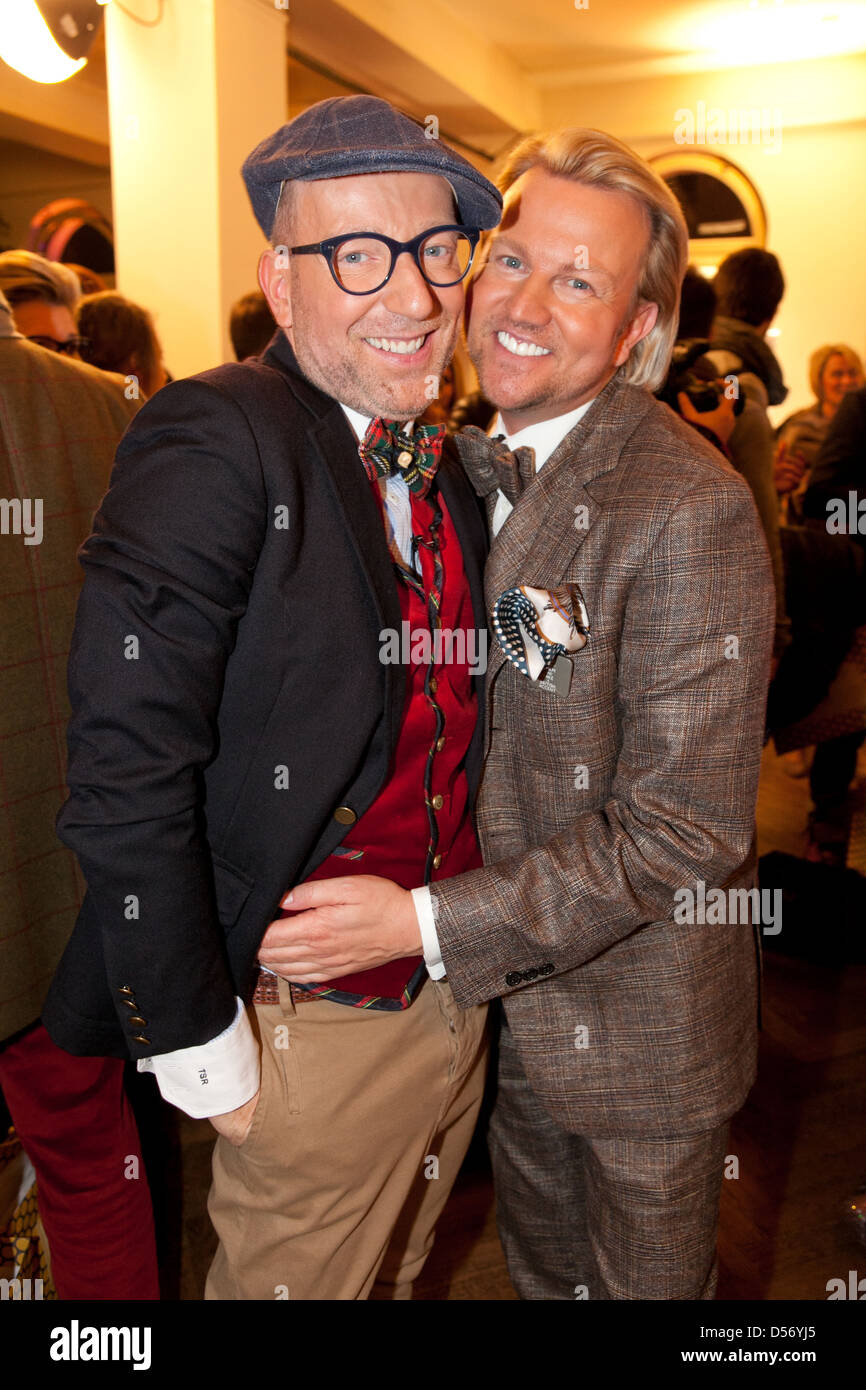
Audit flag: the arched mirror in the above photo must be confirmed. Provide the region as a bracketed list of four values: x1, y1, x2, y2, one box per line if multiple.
[648, 150, 767, 276]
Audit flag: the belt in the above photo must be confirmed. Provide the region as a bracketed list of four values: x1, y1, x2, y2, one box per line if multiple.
[252, 969, 321, 1007]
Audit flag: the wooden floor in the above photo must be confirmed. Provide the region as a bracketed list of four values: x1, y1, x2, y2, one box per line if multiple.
[170, 743, 866, 1300]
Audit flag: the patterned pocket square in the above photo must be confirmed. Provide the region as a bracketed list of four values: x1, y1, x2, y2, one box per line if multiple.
[492, 582, 590, 680]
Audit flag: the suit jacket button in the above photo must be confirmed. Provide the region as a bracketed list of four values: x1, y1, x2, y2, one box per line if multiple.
[505, 972, 522, 987]
[128, 1015, 147, 1026]
[333, 806, 357, 825]
[431, 794, 444, 810]
[132, 1034, 151, 1045]
[122, 998, 137, 1009]
[539, 963, 554, 975]
[117, 985, 134, 996]
[523, 968, 539, 981]
[432, 853, 442, 869]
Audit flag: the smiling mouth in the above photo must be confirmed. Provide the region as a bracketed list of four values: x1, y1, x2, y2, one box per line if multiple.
[364, 334, 429, 355]
[497, 330, 551, 358]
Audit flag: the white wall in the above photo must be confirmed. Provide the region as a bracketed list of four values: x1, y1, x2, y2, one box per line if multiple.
[637, 120, 866, 425]
[541, 54, 866, 422]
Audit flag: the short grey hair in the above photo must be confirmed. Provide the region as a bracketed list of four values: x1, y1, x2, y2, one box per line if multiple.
[495, 128, 689, 391]
[271, 180, 297, 250]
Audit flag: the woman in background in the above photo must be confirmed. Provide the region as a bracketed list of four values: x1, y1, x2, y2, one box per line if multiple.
[77, 290, 168, 400]
[774, 343, 863, 523]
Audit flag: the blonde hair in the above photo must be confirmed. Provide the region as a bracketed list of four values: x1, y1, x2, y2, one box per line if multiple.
[809, 343, 863, 402]
[494, 128, 688, 391]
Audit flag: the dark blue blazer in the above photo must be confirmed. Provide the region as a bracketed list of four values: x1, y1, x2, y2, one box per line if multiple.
[42, 333, 488, 1059]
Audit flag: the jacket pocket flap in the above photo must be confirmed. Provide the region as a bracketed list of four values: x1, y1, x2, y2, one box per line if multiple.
[212, 854, 254, 928]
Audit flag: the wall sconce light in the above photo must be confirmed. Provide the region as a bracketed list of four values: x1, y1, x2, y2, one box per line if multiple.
[0, 1, 110, 84]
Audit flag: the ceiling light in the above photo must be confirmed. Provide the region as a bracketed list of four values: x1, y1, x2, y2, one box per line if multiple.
[0, 1, 107, 84]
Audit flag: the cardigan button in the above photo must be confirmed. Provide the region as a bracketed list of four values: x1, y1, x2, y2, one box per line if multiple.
[117, 985, 134, 996]
[333, 806, 357, 825]
[132, 1034, 151, 1045]
[432, 854, 442, 869]
[436, 736, 446, 751]
[128, 1015, 147, 1027]
[431, 794, 444, 811]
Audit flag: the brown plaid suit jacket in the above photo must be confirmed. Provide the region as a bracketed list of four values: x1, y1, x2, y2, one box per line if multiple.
[431, 375, 776, 1139]
[0, 337, 139, 1042]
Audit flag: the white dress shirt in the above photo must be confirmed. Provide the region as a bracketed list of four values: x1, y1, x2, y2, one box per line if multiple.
[139, 404, 419, 1116]
[413, 399, 596, 979]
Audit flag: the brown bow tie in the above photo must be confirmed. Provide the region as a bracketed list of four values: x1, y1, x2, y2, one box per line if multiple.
[457, 426, 536, 505]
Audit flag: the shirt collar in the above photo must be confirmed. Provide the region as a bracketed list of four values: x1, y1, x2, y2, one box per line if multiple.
[341, 404, 415, 441]
[489, 399, 595, 472]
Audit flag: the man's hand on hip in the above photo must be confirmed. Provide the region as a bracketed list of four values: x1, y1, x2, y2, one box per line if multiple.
[258, 876, 422, 980]
[210, 1088, 260, 1146]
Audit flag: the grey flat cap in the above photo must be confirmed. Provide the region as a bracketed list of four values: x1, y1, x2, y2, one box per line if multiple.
[242, 95, 502, 239]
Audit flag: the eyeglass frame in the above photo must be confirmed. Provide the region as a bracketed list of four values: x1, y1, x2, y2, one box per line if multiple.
[27, 334, 90, 357]
[287, 224, 480, 295]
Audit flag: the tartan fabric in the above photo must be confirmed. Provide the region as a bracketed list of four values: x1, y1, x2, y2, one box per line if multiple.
[357, 417, 445, 498]
[0, 340, 139, 1041]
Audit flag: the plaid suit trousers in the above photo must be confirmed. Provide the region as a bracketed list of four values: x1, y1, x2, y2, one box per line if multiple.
[489, 1021, 730, 1300]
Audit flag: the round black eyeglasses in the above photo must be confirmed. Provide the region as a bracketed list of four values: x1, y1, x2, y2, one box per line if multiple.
[287, 225, 480, 295]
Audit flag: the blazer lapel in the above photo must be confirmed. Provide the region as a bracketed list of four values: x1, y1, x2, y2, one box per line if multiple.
[263, 334, 406, 754]
[472, 377, 654, 688]
[307, 407, 406, 754]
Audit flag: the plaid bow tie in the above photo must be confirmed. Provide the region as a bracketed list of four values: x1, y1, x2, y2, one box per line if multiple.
[358, 418, 446, 499]
[456, 426, 536, 505]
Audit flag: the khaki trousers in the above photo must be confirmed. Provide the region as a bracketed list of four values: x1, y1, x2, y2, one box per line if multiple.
[205, 976, 488, 1300]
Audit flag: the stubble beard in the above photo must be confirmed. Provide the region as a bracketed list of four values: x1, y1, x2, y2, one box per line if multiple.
[471, 335, 567, 420]
[290, 286, 459, 421]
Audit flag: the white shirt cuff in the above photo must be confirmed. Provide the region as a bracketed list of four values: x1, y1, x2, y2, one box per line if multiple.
[136, 996, 261, 1119]
[412, 886, 446, 979]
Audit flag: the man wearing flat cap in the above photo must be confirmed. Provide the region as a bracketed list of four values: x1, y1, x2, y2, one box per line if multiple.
[43, 95, 501, 1300]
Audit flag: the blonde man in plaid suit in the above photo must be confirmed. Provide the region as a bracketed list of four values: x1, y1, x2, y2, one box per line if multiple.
[258, 129, 775, 1300]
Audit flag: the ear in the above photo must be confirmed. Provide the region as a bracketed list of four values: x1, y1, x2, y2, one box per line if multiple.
[614, 299, 658, 369]
[258, 248, 292, 332]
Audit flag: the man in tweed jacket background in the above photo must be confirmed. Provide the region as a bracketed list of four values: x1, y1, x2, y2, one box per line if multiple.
[259, 129, 776, 1300]
[0, 281, 158, 1298]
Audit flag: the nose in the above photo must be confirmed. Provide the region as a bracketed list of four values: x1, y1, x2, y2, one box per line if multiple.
[381, 249, 439, 321]
[502, 272, 551, 329]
